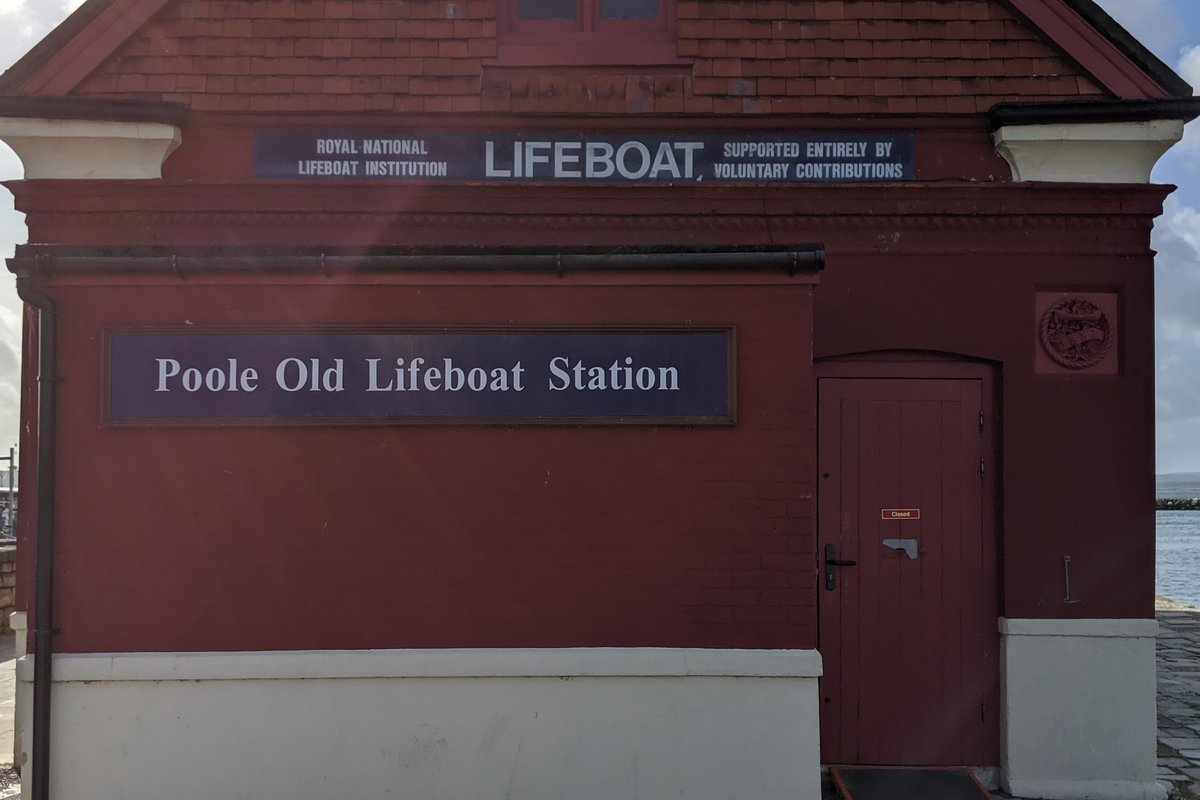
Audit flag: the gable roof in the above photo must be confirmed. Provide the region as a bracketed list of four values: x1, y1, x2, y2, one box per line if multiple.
[0, 0, 1192, 104]
[0, 0, 170, 96]
[1008, 0, 1192, 98]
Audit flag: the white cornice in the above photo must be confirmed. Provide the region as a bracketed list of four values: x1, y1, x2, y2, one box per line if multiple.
[994, 119, 1184, 183]
[0, 116, 181, 179]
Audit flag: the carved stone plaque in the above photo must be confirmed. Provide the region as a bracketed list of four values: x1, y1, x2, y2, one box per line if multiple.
[1034, 292, 1119, 375]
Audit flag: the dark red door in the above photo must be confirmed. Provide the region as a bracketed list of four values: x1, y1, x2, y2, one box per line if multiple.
[818, 376, 999, 766]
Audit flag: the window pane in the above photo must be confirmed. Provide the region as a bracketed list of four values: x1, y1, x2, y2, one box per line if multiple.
[517, 0, 578, 19]
[599, 0, 658, 19]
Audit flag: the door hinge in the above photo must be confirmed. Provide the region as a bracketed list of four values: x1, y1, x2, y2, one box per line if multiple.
[979, 411, 984, 431]
[979, 458, 985, 479]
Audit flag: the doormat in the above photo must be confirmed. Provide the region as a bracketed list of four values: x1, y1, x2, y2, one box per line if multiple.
[830, 767, 993, 800]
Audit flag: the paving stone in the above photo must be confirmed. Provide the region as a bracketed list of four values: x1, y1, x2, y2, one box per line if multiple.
[1160, 773, 1191, 782]
[1158, 611, 1200, 794]
[1167, 743, 1200, 755]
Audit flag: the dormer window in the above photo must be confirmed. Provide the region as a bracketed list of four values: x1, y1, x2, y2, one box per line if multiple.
[498, 0, 678, 66]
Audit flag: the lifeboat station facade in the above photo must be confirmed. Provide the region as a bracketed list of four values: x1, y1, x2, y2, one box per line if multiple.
[0, 1, 1195, 798]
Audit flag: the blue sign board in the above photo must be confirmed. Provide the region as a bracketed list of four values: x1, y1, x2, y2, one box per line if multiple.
[254, 130, 915, 184]
[106, 328, 735, 425]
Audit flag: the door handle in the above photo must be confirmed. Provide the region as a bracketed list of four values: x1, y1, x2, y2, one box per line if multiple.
[824, 543, 857, 591]
[882, 538, 919, 560]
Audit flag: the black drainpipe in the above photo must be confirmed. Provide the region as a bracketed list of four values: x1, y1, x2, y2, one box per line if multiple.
[15, 277, 56, 800]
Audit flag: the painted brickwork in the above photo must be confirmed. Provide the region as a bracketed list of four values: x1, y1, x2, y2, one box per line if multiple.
[71, 0, 1106, 114]
[42, 279, 818, 654]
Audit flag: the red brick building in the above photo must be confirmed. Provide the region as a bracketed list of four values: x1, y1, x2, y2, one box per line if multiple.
[0, 1, 1194, 798]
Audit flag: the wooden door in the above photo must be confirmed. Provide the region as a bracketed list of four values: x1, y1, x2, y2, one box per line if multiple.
[818, 376, 999, 766]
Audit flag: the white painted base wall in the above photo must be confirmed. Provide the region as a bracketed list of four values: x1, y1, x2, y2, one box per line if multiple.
[8, 612, 25, 770]
[18, 647, 822, 800]
[1000, 618, 1165, 800]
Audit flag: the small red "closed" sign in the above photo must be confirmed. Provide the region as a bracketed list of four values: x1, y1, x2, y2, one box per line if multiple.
[882, 508, 921, 520]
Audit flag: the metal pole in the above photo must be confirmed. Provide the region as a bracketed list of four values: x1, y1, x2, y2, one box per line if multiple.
[7, 447, 14, 537]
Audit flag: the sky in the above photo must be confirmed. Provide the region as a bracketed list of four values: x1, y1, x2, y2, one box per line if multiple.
[0, 0, 1198, 471]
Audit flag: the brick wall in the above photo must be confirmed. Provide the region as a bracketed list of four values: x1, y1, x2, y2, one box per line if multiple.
[72, 0, 1106, 114]
[45, 279, 819, 654]
[0, 546, 14, 634]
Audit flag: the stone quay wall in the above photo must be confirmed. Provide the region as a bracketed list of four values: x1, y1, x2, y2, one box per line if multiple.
[0, 546, 15, 633]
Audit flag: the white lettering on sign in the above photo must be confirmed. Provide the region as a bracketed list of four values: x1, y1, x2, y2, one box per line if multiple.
[555, 142, 582, 178]
[151, 356, 686, 395]
[364, 160, 449, 177]
[547, 356, 681, 392]
[795, 162, 905, 180]
[881, 508, 921, 520]
[315, 139, 359, 155]
[297, 159, 360, 177]
[587, 143, 615, 178]
[714, 162, 791, 180]
[276, 358, 345, 393]
[805, 141, 868, 158]
[722, 142, 801, 159]
[485, 140, 704, 180]
[361, 139, 428, 156]
[365, 358, 526, 393]
[156, 358, 259, 393]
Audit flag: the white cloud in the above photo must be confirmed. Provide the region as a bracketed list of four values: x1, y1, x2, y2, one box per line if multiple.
[1153, 195, 1200, 472]
[1093, 0, 1188, 56]
[1169, 49, 1200, 170]
[1179, 44, 1200, 89]
[1092, 1, 1200, 471]
[0, 1, 68, 72]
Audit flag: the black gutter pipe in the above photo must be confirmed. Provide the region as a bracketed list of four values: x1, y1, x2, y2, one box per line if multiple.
[14, 277, 56, 800]
[7, 244, 827, 278]
[990, 98, 1200, 130]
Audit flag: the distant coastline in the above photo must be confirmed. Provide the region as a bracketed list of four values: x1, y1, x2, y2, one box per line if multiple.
[1157, 472, 1200, 509]
[1158, 497, 1200, 510]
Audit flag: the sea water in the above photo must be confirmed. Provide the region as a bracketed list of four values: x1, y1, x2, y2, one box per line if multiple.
[1157, 510, 1200, 608]
[1156, 474, 1200, 607]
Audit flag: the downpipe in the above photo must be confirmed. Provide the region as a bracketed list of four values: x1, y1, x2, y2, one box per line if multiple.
[15, 278, 56, 800]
